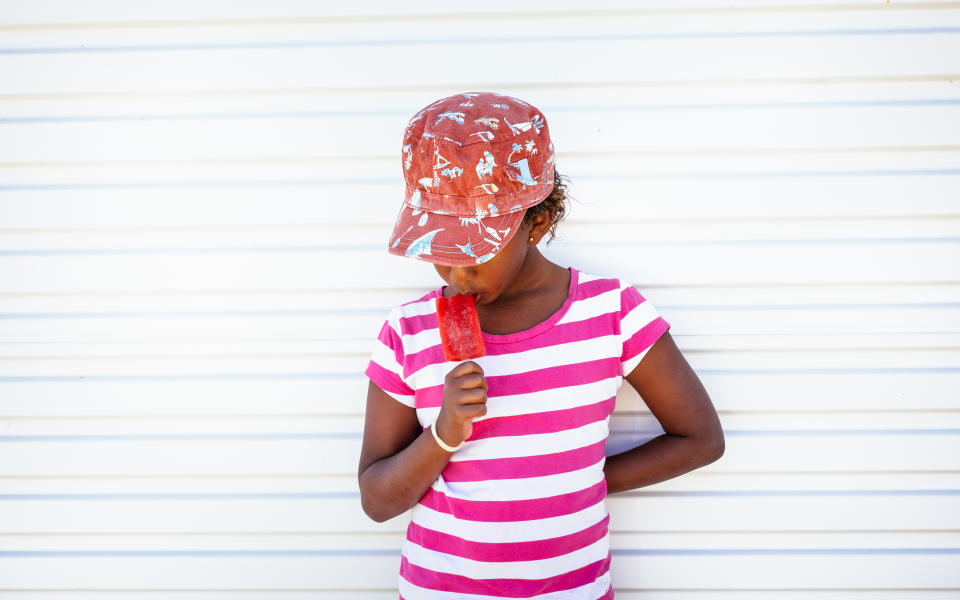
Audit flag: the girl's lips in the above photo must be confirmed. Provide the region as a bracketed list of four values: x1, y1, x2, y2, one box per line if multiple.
[445, 285, 476, 298]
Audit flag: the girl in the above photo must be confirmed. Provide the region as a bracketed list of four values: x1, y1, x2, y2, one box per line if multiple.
[359, 92, 724, 599]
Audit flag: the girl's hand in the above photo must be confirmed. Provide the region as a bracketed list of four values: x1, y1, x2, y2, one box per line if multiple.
[436, 360, 487, 448]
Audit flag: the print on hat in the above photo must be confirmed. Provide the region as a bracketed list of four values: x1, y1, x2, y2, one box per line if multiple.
[388, 92, 555, 267]
[476, 151, 496, 179]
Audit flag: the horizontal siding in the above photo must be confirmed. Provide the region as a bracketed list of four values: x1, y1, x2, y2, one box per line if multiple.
[1, 241, 959, 290]
[5, 491, 956, 534]
[2, 1, 959, 597]
[2, 552, 959, 589]
[1, 428, 958, 477]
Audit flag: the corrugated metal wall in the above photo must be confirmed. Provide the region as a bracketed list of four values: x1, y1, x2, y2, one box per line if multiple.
[2, 1, 959, 597]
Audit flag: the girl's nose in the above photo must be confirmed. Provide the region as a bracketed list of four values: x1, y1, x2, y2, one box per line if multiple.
[449, 266, 474, 288]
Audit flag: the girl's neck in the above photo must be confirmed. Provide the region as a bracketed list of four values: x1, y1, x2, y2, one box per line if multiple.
[501, 249, 566, 302]
[476, 251, 572, 335]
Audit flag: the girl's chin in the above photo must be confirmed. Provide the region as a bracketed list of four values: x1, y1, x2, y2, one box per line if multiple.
[475, 291, 503, 306]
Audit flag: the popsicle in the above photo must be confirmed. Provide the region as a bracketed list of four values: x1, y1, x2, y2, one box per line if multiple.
[436, 293, 486, 362]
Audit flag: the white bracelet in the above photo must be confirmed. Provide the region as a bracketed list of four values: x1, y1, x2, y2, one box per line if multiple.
[430, 419, 464, 453]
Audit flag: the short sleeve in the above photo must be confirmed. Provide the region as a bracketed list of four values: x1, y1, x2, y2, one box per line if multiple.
[364, 311, 416, 408]
[619, 284, 671, 377]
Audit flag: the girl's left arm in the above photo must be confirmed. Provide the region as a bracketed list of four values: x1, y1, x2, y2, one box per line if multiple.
[604, 331, 725, 494]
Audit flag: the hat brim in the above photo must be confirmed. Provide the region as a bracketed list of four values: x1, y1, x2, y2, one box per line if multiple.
[387, 195, 528, 267]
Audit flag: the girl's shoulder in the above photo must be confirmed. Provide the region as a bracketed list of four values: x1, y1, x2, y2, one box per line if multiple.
[575, 268, 627, 286]
[384, 287, 439, 317]
[572, 268, 644, 300]
[376, 287, 442, 341]
[400, 287, 442, 310]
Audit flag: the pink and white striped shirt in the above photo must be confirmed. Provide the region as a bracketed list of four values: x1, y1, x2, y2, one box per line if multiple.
[365, 267, 671, 599]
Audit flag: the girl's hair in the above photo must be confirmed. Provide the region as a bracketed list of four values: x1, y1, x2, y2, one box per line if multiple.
[522, 168, 570, 244]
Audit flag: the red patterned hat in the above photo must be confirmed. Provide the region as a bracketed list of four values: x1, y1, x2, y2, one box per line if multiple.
[388, 92, 555, 266]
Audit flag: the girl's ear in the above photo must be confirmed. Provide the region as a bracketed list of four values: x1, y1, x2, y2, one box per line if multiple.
[529, 209, 555, 241]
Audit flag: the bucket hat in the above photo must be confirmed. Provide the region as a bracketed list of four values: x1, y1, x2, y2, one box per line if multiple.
[388, 91, 555, 266]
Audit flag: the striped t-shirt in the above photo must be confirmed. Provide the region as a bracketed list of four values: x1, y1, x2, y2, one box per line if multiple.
[365, 267, 671, 599]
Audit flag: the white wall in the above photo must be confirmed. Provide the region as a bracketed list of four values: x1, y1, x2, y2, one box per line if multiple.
[1, 1, 959, 597]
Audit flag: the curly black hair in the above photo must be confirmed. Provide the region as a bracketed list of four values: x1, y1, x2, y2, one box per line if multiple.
[521, 168, 571, 244]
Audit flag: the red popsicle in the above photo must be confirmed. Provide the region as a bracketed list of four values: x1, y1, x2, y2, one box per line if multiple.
[436, 293, 486, 362]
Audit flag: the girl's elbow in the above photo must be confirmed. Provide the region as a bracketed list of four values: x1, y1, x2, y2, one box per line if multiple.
[362, 501, 391, 523]
[692, 428, 725, 466]
[359, 479, 409, 523]
[358, 472, 388, 522]
[707, 429, 725, 462]
[360, 489, 396, 523]
[713, 437, 725, 461]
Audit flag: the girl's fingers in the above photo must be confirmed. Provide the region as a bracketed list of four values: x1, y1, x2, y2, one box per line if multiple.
[443, 361, 487, 413]
[456, 373, 487, 391]
[457, 387, 487, 405]
[448, 360, 484, 379]
[465, 403, 487, 419]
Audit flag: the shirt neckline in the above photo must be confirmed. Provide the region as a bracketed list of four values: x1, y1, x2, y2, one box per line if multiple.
[436, 267, 579, 344]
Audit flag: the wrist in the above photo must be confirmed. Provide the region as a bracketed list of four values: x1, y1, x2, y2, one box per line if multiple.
[430, 418, 464, 453]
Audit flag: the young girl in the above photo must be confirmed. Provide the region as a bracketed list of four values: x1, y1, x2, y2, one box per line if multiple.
[359, 92, 724, 599]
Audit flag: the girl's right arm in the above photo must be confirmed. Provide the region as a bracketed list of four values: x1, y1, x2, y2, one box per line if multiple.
[358, 360, 487, 522]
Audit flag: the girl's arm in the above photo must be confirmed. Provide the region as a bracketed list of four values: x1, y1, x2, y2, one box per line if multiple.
[604, 331, 725, 494]
[357, 380, 445, 522]
[358, 361, 487, 522]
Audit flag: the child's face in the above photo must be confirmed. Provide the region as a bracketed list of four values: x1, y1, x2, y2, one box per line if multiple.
[433, 221, 535, 307]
